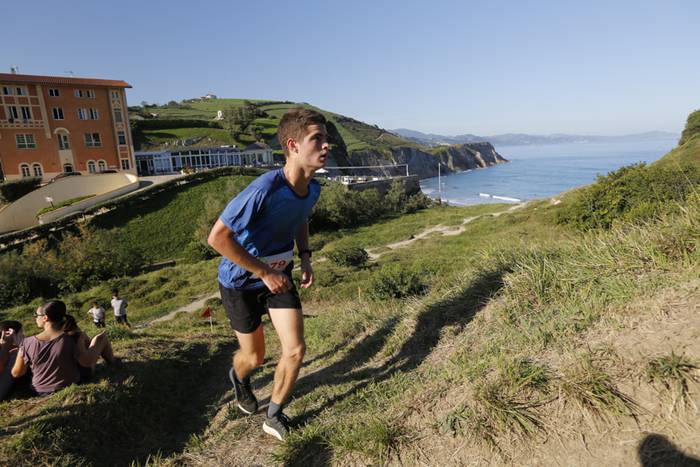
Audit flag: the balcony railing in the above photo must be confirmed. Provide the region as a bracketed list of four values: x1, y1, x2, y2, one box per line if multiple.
[0, 119, 45, 129]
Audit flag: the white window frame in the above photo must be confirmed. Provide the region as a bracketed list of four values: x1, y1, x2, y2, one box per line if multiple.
[15, 87, 26, 96]
[19, 163, 30, 177]
[86, 89, 96, 98]
[2, 86, 12, 96]
[120, 159, 130, 170]
[75, 89, 83, 98]
[16, 134, 37, 149]
[111, 91, 120, 99]
[32, 163, 43, 177]
[89, 108, 99, 120]
[113, 107, 123, 123]
[87, 160, 96, 174]
[58, 133, 70, 150]
[98, 160, 107, 172]
[117, 131, 127, 145]
[85, 133, 101, 148]
[20, 106, 32, 120]
[49, 88, 60, 97]
[77, 108, 87, 120]
[52, 107, 64, 120]
[7, 106, 19, 120]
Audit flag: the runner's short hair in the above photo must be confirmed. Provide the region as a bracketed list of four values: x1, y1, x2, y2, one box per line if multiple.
[277, 108, 327, 157]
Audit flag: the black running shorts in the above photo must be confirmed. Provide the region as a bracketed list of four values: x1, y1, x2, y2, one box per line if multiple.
[219, 276, 302, 334]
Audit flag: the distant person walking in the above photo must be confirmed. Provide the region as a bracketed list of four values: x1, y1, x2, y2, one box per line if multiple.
[208, 108, 328, 441]
[87, 302, 106, 328]
[110, 291, 130, 327]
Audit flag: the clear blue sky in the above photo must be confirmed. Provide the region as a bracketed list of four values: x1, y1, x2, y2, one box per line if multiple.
[5, 0, 699, 135]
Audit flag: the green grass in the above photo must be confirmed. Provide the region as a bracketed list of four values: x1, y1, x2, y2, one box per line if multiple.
[90, 175, 255, 262]
[36, 194, 95, 216]
[141, 127, 236, 148]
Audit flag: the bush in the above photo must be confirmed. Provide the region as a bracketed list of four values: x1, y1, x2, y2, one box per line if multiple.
[368, 264, 428, 300]
[556, 163, 700, 230]
[0, 177, 42, 203]
[327, 246, 369, 268]
[311, 183, 385, 230]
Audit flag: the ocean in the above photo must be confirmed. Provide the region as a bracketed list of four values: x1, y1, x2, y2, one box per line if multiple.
[419, 137, 679, 205]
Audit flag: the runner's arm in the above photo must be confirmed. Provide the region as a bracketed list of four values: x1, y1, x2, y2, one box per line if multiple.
[208, 219, 291, 293]
[296, 222, 314, 288]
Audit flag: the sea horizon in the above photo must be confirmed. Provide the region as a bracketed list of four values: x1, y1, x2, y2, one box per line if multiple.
[420, 137, 679, 206]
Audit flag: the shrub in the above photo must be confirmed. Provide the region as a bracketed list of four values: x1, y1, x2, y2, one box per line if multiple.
[327, 246, 369, 268]
[556, 163, 700, 230]
[368, 264, 427, 300]
[0, 177, 42, 203]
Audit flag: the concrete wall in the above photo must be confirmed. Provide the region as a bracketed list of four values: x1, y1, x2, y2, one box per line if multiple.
[0, 172, 138, 233]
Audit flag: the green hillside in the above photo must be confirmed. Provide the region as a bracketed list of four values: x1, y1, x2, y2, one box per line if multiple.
[131, 98, 419, 155]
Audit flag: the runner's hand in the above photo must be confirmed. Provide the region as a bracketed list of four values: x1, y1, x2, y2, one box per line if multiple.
[300, 259, 314, 289]
[261, 269, 292, 294]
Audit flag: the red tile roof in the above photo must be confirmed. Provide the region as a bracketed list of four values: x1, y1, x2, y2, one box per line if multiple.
[0, 73, 132, 88]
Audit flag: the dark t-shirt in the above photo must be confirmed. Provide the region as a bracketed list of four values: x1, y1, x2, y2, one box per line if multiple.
[21, 334, 79, 394]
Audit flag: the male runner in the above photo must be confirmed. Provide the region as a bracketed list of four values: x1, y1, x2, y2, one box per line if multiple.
[208, 107, 328, 440]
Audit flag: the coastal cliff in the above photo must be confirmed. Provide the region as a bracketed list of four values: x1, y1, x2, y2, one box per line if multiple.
[345, 142, 508, 179]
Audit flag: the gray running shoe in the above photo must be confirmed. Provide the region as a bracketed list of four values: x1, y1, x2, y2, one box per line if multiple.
[263, 412, 291, 441]
[228, 367, 258, 415]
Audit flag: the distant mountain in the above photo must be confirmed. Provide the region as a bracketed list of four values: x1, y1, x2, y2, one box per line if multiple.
[392, 129, 680, 147]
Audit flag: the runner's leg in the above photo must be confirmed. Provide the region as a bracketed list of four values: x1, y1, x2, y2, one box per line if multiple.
[268, 308, 305, 408]
[233, 325, 265, 380]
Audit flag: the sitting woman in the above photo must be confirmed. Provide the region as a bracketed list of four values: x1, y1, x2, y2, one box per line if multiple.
[11, 300, 116, 396]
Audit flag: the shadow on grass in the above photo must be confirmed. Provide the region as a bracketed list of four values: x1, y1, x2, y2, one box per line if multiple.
[638, 434, 700, 467]
[278, 266, 508, 465]
[1, 341, 235, 467]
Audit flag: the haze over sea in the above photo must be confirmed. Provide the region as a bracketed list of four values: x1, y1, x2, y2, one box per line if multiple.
[420, 137, 679, 205]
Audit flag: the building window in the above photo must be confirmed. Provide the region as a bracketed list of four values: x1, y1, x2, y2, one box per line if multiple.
[89, 108, 99, 120]
[15, 87, 26, 96]
[85, 133, 101, 147]
[77, 108, 87, 120]
[20, 164, 30, 177]
[98, 160, 107, 171]
[120, 159, 130, 170]
[16, 134, 36, 149]
[49, 88, 60, 97]
[2, 86, 12, 95]
[7, 106, 19, 120]
[32, 164, 43, 177]
[118, 131, 127, 145]
[86, 90, 95, 98]
[113, 107, 123, 123]
[58, 133, 70, 150]
[63, 164, 73, 173]
[20, 106, 32, 120]
[75, 89, 83, 98]
[111, 91, 120, 99]
[87, 160, 96, 173]
[52, 108, 64, 120]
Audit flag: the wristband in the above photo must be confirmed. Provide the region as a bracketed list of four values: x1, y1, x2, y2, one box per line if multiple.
[298, 249, 312, 259]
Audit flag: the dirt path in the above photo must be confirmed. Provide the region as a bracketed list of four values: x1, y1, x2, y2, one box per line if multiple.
[134, 203, 526, 331]
[366, 203, 525, 260]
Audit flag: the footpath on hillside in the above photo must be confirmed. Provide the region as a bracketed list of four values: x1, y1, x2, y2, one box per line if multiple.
[133, 203, 526, 332]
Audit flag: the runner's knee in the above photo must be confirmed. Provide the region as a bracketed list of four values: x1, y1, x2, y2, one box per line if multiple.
[282, 342, 305, 364]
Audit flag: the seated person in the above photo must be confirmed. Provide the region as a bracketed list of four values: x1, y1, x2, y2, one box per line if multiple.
[0, 320, 24, 401]
[12, 300, 115, 397]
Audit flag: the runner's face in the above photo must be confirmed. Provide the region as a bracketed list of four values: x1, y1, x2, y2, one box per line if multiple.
[292, 124, 328, 170]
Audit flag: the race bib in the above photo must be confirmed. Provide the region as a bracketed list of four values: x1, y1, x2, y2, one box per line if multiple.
[251, 250, 293, 278]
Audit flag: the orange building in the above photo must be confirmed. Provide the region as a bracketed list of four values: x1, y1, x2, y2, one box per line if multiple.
[0, 73, 135, 181]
